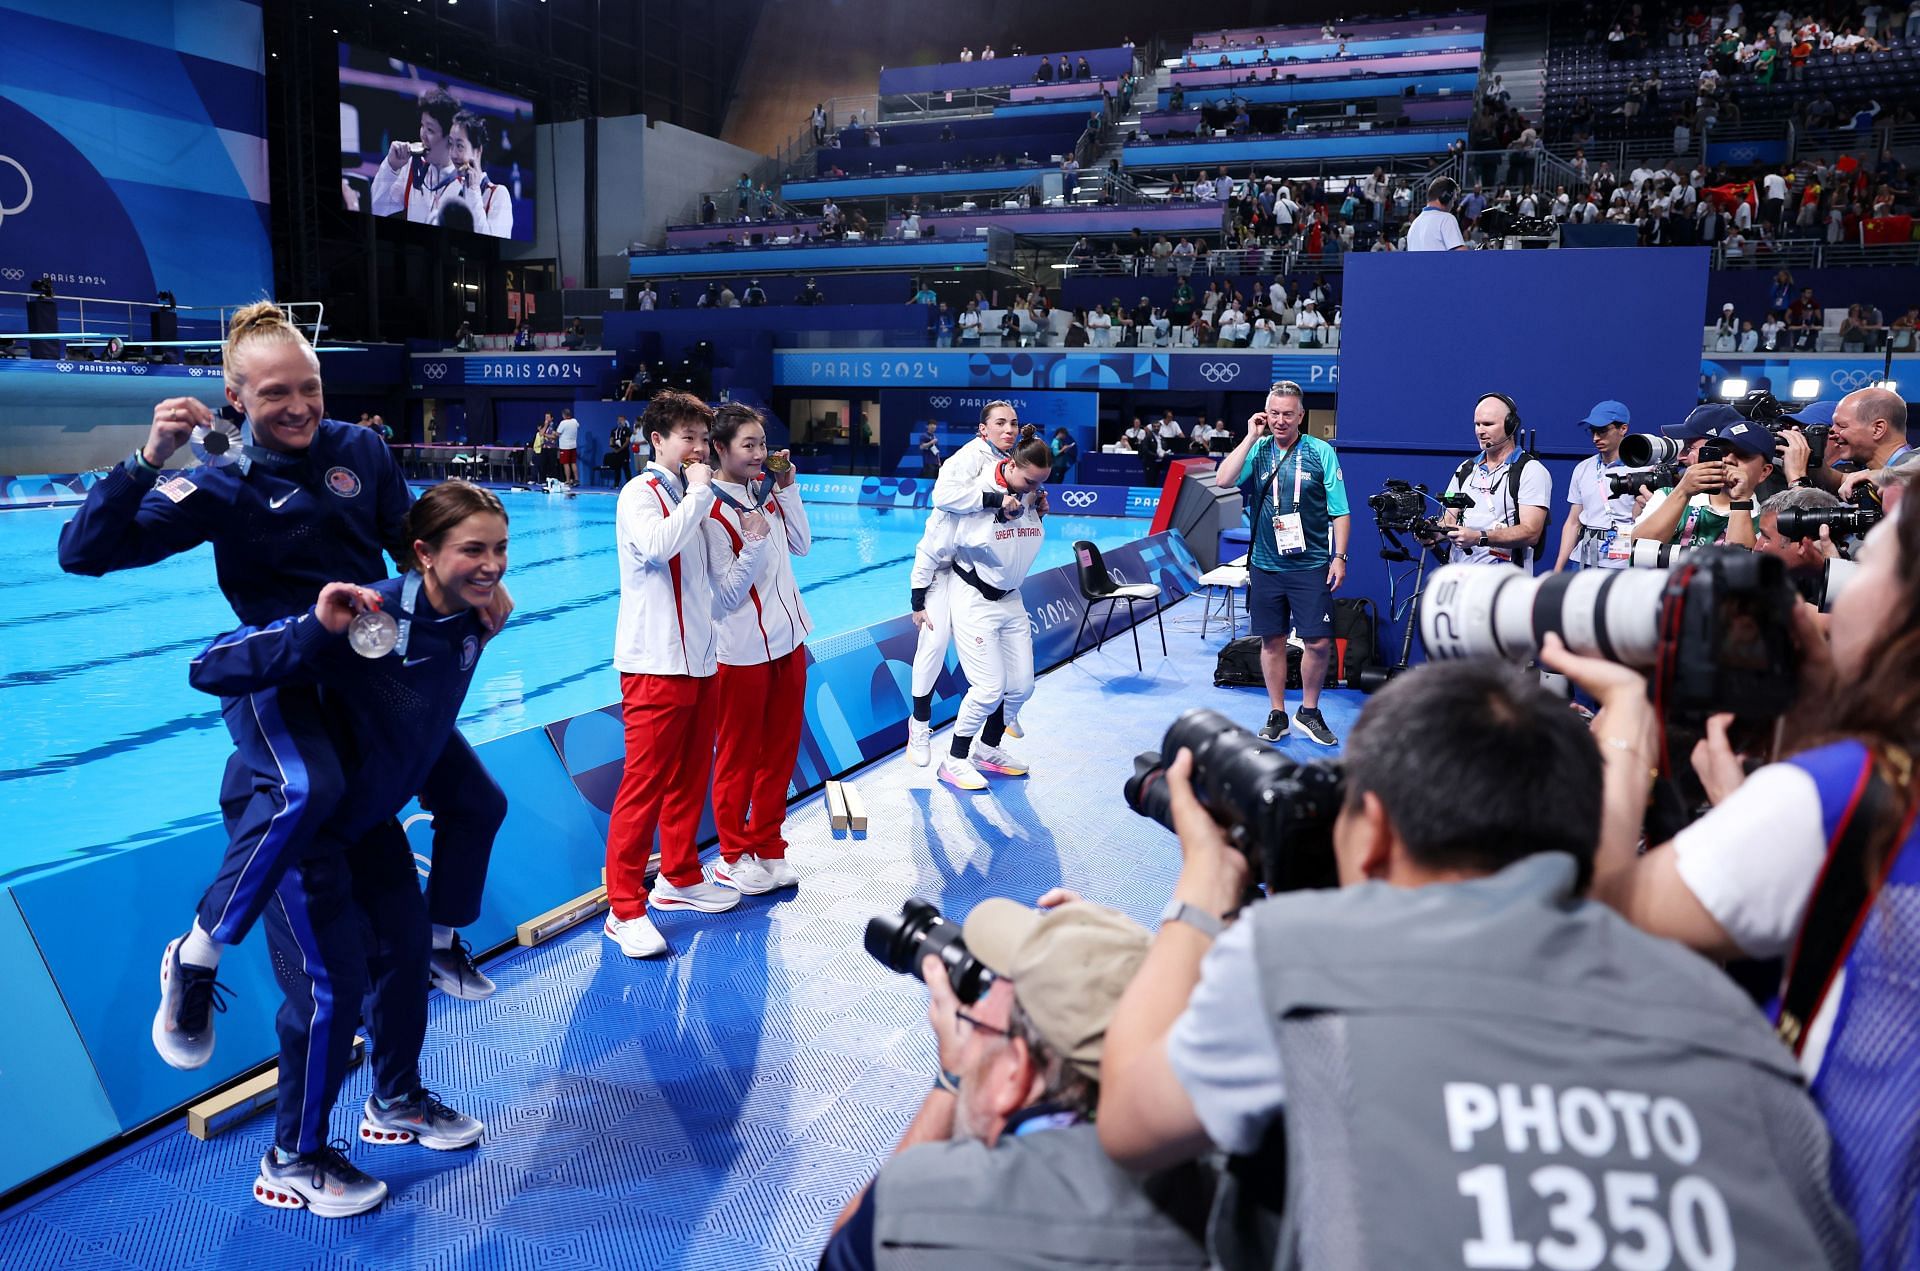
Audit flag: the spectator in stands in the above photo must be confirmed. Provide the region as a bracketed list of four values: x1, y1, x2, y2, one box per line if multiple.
[1216, 299, 1250, 347]
[700, 194, 718, 225]
[796, 278, 824, 307]
[1035, 56, 1053, 83]
[935, 304, 955, 349]
[810, 103, 826, 144]
[1738, 319, 1761, 351]
[1048, 429, 1079, 482]
[1150, 235, 1173, 275]
[1084, 303, 1111, 348]
[1170, 236, 1196, 279]
[980, 44, 995, 60]
[743, 280, 767, 308]
[717, 283, 739, 309]
[999, 310, 1023, 348]
[1057, 55, 1070, 80]
[512, 320, 534, 351]
[1408, 177, 1467, 251]
[958, 300, 981, 346]
[453, 321, 477, 353]
[910, 279, 936, 307]
[1060, 155, 1079, 200]
[958, 46, 973, 62]
[918, 422, 941, 476]
[563, 318, 587, 350]
[1130, 296, 1154, 344]
[1714, 304, 1740, 350]
[556, 408, 581, 486]
[1076, 56, 1092, 79]
[634, 282, 658, 312]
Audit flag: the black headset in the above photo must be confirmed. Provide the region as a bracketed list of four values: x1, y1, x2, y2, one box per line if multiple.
[1476, 391, 1522, 438]
[1429, 176, 1459, 207]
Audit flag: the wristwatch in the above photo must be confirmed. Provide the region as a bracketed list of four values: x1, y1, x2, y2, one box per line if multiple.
[1730, 500, 1754, 511]
[1331, 552, 1350, 561]
[1159, 899, 1225, 939]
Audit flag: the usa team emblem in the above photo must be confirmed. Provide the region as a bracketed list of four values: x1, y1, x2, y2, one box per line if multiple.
[461, 635, 479, 671]
[325, 466, 362, 498]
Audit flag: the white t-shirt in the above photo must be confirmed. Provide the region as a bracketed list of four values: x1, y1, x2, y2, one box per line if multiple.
[1763, 172, 1789, 201]
[1443, 450, 1553, 566]
[556, 418, 580, 449]
[1406, 206, 1465, 251]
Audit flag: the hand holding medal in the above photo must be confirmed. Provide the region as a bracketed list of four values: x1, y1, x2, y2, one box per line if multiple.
[766, 449, 796, 488]
[312, 582, 395, 655]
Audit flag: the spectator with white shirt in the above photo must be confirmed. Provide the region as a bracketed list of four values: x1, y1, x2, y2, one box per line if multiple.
[1291, 298, 1328, 347]
[1406, 177, 1467, 251]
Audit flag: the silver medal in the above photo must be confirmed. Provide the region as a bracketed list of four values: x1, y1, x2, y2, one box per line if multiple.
[348, 608, 399, 658]
[190, 418, 244, 468]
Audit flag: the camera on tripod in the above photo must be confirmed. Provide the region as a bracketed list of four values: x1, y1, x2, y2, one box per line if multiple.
[1419, 547, 1800, 721]
[1367, 479, 1473, 559]
[1125, 709, 1343, 894]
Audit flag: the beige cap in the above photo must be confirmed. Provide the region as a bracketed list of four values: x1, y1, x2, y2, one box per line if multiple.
[962, 898, 1152, 1080]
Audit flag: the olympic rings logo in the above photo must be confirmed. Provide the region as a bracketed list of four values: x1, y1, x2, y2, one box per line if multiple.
[1830, 370, 1875, 389]
[929, 395, 953, 408]
[0, 156, 33, 228]
[1059, 490, 1099, 508]
[187, 366, 207, 376]
[1199, 361, 1242, 383]
[0, 267, 22, 281]
[56, 361, 72, 372]
[422, 362, 449, 381]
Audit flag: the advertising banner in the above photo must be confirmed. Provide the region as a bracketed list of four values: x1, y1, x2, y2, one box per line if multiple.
[775, 349, 1339, 391]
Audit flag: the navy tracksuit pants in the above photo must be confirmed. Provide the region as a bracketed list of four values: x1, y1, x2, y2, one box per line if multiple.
[266, 819, 429, 1156]
[199, 685, 506, 944]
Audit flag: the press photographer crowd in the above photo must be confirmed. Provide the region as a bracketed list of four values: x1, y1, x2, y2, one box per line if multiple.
[819, 377, 1919, 1270]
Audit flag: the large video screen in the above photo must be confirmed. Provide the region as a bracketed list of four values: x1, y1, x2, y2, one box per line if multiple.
[337, 45, 535, 242]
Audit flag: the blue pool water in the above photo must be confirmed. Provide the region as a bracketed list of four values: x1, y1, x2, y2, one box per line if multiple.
[0, 489, 1151, 886]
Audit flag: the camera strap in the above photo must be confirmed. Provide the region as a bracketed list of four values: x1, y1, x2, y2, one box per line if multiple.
[1776, 743, 1919, 1058]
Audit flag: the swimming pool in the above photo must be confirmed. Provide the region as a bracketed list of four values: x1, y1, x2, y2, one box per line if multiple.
[0, 489, 1151, 886]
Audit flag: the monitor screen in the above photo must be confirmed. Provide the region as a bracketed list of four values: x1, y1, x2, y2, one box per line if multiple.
[337, 44, 536, 242]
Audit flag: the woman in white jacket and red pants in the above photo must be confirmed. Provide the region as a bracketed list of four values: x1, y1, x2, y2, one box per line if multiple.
[703, 404, 811, 893]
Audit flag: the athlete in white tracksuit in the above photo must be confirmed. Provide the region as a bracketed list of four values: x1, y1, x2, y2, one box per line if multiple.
[936, 429, 1054, 791]
[907, 405, 1022, 765]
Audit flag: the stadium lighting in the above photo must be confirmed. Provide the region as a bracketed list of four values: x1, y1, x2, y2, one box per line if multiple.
[1882, 380, 1900, 395]
[1719, 378, 1750, 399]
[1789, 378, 1821, 401]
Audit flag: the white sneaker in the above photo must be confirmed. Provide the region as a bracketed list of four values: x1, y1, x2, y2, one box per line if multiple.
[908, 718, 932, 766]
[604, 912, 669, 958]
[1004, 716, 1025, 740]
[759, 857, 801, 888]
[938, 755, 989, 791]
[971, 742, 1031, 777]
[714, 855, 779, 895]
[649, 875, 741, 913]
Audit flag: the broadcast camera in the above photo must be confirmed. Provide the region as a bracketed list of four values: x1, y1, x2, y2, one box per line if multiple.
[864, 899, 994, 1003]
[1736, 388, 1831, 468]
[1419, 547, 1800, 722]
[1125, 709, 1343, 894]
[1367, 479, 1473, 560]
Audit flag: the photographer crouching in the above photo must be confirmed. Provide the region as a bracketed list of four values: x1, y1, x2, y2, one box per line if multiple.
[819, 896, 1214, 1269]
[1096, 674, 1853, 1269]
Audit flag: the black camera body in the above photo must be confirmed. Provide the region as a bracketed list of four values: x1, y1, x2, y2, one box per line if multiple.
[1368, 479, 1471, 559]
[1607, 463, 1682, 498]
[1773, 501, 1883, 542]
[865, 898, 994, 1003]
[1738, 389, 1831, 468]
[1126, 708, 1343, 893]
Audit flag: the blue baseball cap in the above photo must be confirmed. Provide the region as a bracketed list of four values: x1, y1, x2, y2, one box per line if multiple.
[1663, 403, 1742, 440]
[1581, 400, 1632, 429]
[1713, 420, 1776, 459]
[1785, 400, 1835, 428]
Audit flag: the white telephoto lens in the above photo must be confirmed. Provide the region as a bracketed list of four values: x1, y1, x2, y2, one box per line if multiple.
[1818, 557, 1859, 612]
[1420, 564, 1667, 668]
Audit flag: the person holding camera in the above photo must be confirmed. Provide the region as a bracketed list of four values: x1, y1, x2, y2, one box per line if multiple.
[1545, 497, 1917, 1268]
[1096, 662, 1854, 1270]
[1435, 393, 1551, 570]
[1755, 486, 1846, 598]
[1552, 400, 1637, 571]
[818, 895, 1213, 1269]
[1633, 412, 1772, 551]
[1828, 385, 1912, 502]
[1213, 381, 1349, 746]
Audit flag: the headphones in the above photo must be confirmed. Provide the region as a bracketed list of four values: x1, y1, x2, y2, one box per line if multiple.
[1476, 391, 1522, 439]
[1429, 176, 1459, 208]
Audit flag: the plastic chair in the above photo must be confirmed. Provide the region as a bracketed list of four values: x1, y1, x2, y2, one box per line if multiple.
[1069, 540, 1166, 671]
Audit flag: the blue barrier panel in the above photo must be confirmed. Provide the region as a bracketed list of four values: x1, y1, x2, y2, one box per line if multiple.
[0, 360, 218, 382]
[1165, 71, 1479, 107]
[772, 348, 1337, 390]
[0, 893, 123, 1196]
[1187, 31, 1484, 64]
[627, 240, 989, 278]
[780, 169, 1046, 201]
[407, 352, 618, 390]
[1123, 129, 1466, 167]
[878, 48, 1134, 97]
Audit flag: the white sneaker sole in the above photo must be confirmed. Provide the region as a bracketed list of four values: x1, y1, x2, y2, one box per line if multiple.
[938, 767, 987, 792]
[604, 920, 669, 959]
[908, 743, 931, 766]
[152, 938, 213, 1072]
[359, 1112, 484, 1151]
[714, 864, 780, 896]
[428, 965, 496, 1001]
[1292, 717, 1338, 747]
[253, 1172, 387, 1219]
[648, 889, 740, 914]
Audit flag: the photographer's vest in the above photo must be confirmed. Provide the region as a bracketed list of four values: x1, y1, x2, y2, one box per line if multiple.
[1781, 739, 1920, 1269]
[871, 1123, 1212, 1269]
[1216, 854, 1854, 1271]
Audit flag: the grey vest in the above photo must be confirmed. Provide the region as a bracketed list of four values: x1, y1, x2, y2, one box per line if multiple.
[1223, 853, 1856, 1271]
[872, 1123, 1212, 1270]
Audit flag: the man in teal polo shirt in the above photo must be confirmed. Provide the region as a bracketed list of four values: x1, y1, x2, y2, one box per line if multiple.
[1214, 380, 1350, 745]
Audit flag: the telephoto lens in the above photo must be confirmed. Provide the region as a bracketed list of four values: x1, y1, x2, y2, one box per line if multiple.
[1619, 434, 1683, 467]
[1418, 550, 1801, 720]
[1773, 503, 1883, 542]
[863, 899, 994, 1003]
[1606, 463, 1682, 498]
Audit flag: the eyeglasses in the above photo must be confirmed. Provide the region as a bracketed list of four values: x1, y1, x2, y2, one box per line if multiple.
[955, 1009, 1013, 1039]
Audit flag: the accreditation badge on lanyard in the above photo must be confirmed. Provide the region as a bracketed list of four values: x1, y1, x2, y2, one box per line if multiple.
[1267, 447, 1308, 556]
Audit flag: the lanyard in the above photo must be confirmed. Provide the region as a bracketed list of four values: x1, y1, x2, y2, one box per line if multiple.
[645, 463, 684, 508]
[712, 476, 775, 515]
[395, 571, 425, 659]
[1265, 442, 1306, 516]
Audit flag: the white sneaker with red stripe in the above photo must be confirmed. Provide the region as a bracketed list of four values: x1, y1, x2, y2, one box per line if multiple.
[714, 855, 780, 895]
[252, 1143, 386, 1219]
[649, 875, 741, 913]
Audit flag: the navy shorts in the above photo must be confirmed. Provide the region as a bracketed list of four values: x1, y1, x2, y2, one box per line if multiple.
[1248, 565, 1333, 639]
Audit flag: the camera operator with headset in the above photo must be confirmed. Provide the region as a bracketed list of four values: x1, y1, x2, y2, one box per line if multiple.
[1212, 380, 1350, 746]
[1432, 393, 1551, 570]
[819, 894, 1213, 1270]
[1632, 406, 1770, 551]
[1406, 176, 1469, 251]
[1095, 664, 1852, 1269]
[1543, 491, 1917, 1269]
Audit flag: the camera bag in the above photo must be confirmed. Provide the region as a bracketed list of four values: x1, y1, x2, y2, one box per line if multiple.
[1213, 635, 1266, 687]
[1331, 597, 1382, 686]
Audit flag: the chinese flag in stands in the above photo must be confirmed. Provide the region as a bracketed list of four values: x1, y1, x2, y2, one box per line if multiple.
[1862, 214, 1913, 246]
[1706, 181, 1755, 212]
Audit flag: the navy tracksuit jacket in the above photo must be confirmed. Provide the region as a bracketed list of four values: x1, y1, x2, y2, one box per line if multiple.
[189, 573, 496, 1154]
[57, 421, 500, 942]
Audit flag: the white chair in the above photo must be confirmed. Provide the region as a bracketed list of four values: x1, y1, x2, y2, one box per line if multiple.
[1196, 556, 1251, 640]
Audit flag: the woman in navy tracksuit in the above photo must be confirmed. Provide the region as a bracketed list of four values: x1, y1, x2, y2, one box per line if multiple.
[186, 481, 507, 1217]
[56, 304, 507, 1076]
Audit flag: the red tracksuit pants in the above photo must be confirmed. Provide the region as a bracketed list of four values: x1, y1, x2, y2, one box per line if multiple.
[712, 649, 808, 862]
[606, 672, 714, 919]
